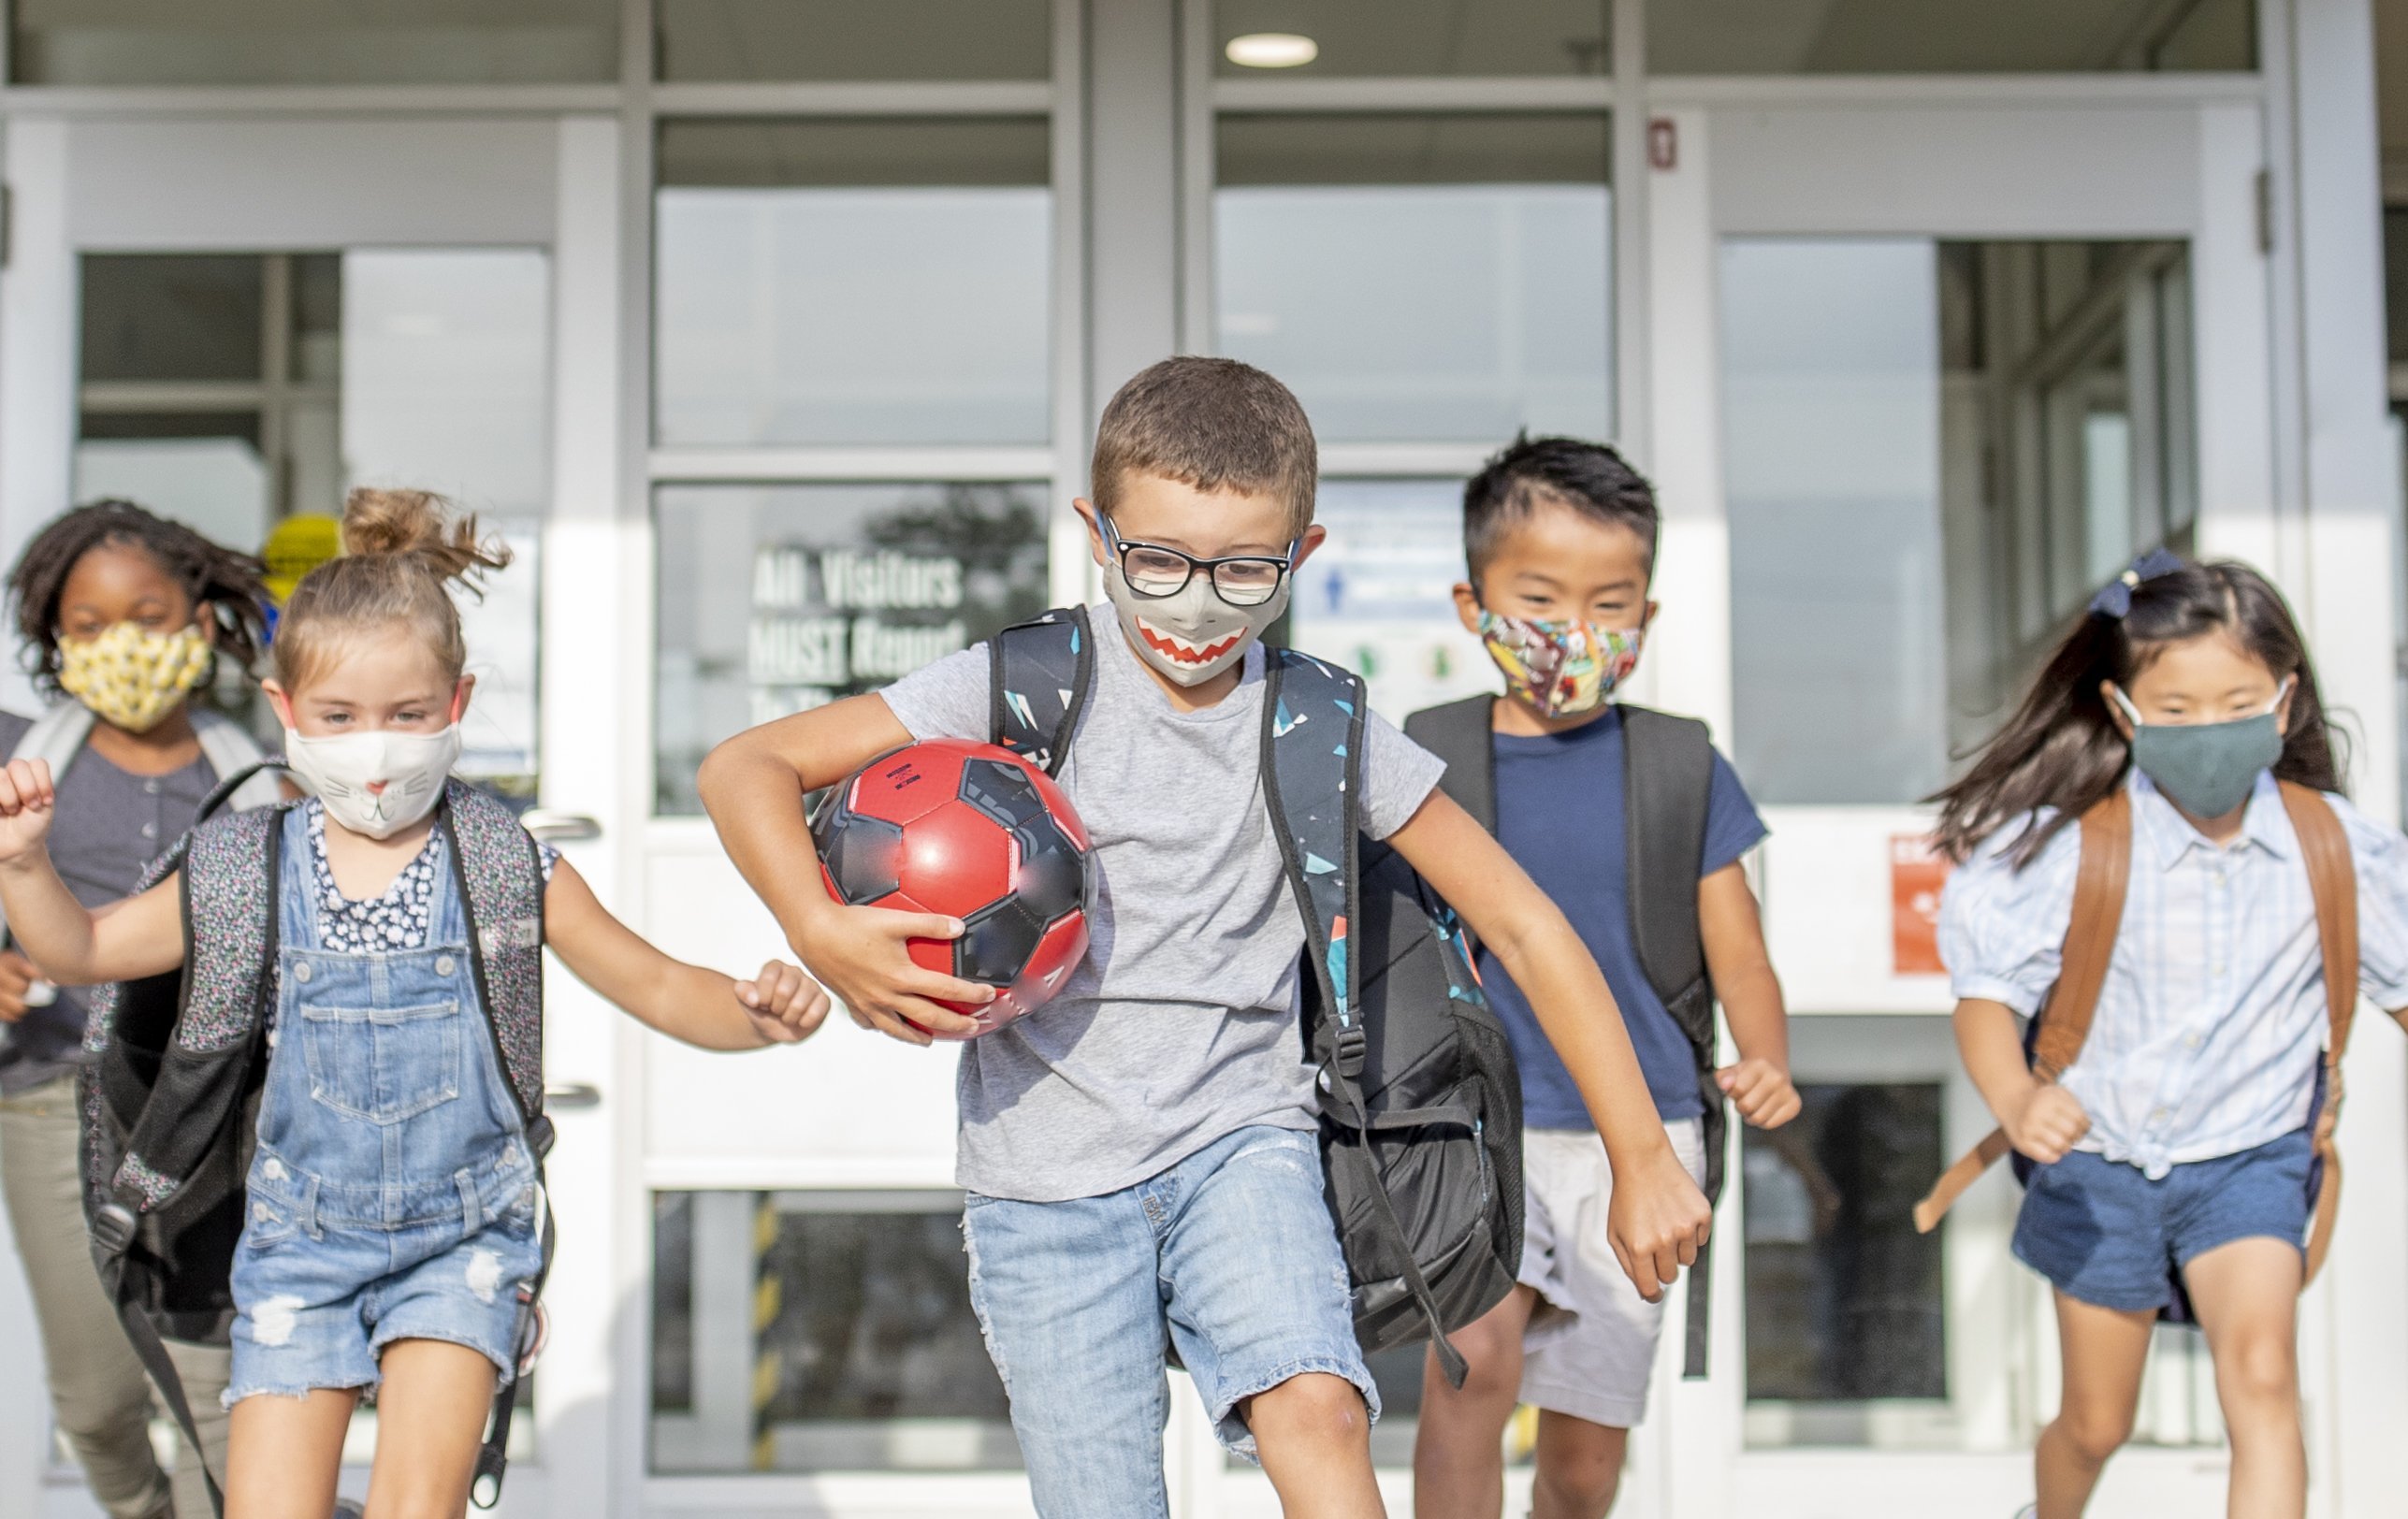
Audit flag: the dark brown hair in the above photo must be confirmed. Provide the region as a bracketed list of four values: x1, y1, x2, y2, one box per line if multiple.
[274, 488, 510, 689]
[1929, 557, 2343, 865]
[1091, 356, 1317, 538]
[1462, 433, 1659, 582]
[7, 499, 269, 695]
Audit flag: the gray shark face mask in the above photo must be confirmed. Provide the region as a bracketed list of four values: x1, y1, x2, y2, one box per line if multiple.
[1103, 558, 1293, 687]
[2112, 681, 2289, 820]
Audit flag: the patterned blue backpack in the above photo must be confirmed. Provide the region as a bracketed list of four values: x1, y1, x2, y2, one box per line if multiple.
[992, 608, 1523, 1383]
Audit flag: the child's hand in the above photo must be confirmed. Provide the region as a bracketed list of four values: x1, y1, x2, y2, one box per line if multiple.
[1717, 1057, 1802, 1129]
[2004, 1083, 2090, 1165]
[794, 902, 993, 1047]
[1606, 1139, 1715, 1304]
[0, 759, 59, 864]
[735, 961, 834, 1045]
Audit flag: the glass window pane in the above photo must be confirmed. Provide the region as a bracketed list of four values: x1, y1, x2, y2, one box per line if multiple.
[1215, 114, 1610, 444]
[13, 0, 618, 85]
[654, 482, 1052, 815]
[1214, 0, 1609, 77]
[1287, 479, 1493, 724]
[655, 120, 1052, 448]
[80, 255, 264, 383]
[657, 0, 1050, 81]
[341, 249, 550, 789]
[1648, 0, 2255, 73]
[1743, 1081, 1947, 1410]
[649, 1192, 1020, 1472]
[1724, 239, 1947, 805]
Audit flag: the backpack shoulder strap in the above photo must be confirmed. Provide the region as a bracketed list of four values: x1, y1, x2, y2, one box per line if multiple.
[2029, 790, 2134, 1079]
[442, 780, 550, 1138]
[2279, 783, 2358, 1064]
[1620, 705, 1715, 1015]
[191, 709, 281, 811]
[989, 606, 1094, 777]
[17, 701, 95, 767]
[2278, 782, 2357, 1285]
[1403, 694, 1497, 836]
[1914, 788, 2134, 1236]
[1261, 648, 1365, 1039]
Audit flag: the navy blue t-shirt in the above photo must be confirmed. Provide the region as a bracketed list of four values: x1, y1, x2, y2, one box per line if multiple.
[1478, 709, 1767, 1129]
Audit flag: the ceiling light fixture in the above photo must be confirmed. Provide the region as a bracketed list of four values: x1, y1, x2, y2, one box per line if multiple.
[1226, 32, 1318, 68]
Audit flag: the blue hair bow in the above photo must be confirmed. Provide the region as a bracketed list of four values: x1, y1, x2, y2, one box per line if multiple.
[2087, 548, 2185, 619]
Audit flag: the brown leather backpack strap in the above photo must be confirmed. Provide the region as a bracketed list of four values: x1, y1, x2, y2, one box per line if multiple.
[2031, 789, 2134, 1079]
[2280, 782, 2357, 1283]
[1916, 790, 2135, 1234]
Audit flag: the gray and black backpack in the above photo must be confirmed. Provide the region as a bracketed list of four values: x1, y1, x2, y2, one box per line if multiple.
[992, 607, 1523, 1383]
[79, 774, 552, 1514]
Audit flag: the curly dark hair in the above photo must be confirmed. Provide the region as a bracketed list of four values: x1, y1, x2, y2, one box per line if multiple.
[7, 499, 270, 695]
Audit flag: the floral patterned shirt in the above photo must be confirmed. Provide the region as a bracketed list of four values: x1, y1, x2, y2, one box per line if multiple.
[304, 798, 559, 955]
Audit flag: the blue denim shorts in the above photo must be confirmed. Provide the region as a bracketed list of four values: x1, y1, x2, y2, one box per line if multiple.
[2012, 1129, 2314, 1313]
[225, 1141, 545, 1405]
[962, 1124, 1372, 1519]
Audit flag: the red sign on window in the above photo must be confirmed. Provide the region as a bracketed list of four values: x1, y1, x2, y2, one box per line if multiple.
[1891, 835, 1950, 976]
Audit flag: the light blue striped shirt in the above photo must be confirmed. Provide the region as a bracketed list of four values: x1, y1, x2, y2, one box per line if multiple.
[1939, 770, 2408, 1178]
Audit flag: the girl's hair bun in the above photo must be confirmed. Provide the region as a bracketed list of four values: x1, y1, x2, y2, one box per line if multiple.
[340, 487, 512, 587]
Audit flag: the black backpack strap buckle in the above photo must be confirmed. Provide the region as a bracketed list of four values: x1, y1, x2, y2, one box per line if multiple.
[1331, 1024, 1368, 1079]
[91, 1200, 138, 1256]
[523, 1113, 557, 1162]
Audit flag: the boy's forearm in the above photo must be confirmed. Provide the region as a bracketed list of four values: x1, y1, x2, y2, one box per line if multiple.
[1954, 998, 2038, 1125]
[1492, 916, 1675, 1164]
[1719, 966, 1789, 1068]
[0, 852, 100, 982]
[696, 739, 838, 942]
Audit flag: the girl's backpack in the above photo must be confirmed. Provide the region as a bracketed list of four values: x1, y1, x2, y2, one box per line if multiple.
[1406, 692, 1727, 1379]
[991, 607, 1524, 1385]
[1912, 783, 2360, 1309]
[78, 774, 552, 1514]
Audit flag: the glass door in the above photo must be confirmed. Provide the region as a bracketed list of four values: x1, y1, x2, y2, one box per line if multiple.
[0, 115, 565, 1516]
[1645, 83, 2282, 1519]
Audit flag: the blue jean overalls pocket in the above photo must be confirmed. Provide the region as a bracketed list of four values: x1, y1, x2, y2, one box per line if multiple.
[301, 993, 465, 1125]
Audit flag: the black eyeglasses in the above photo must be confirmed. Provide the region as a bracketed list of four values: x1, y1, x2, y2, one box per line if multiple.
[1101, 517, 1299, 608]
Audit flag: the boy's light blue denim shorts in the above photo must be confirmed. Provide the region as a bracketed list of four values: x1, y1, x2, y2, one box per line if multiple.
[963, 1123, 1374, 1519]
[2012, 1128, 2313, 1313]
[225, 1142, 545, 1405]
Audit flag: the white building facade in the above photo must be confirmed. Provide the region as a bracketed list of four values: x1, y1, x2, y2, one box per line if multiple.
[0, 2, 2401, 1515]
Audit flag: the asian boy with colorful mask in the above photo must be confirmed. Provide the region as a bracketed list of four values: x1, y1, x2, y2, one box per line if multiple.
[0, 499, 278, 1519]
[1407, 436, 1799, 1519]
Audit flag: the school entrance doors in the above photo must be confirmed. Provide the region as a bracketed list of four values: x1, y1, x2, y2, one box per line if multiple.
[0, 4, 2397, 1518]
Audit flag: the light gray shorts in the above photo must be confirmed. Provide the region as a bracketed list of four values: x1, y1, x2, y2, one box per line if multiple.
[1517, 1118, 1708, 1429]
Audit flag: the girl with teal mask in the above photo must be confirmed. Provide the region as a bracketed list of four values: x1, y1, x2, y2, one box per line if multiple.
[1928, 554, 2408, 1519]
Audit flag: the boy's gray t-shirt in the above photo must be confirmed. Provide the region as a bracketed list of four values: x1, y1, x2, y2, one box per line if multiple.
[878, 604, 1445, 1202]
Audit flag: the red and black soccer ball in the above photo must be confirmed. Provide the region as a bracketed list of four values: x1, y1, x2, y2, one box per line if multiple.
[811, 739, 1095, 1038]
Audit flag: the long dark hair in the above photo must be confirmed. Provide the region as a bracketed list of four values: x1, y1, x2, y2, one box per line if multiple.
[7, 499, 270, 696]
[1929, 558, 2343, 864]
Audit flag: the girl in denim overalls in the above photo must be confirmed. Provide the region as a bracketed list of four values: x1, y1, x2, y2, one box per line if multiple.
[0, 488, 832, 1519]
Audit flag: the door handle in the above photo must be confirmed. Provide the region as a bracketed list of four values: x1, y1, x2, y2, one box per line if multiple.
[544, 1082, 603, 1109]
[521, 810, 602, 843]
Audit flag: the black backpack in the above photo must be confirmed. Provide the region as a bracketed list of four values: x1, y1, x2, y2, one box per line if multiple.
[80, 771, 553, 1514]
[1405, 694, 1723, 1378]
[991, 608, 1523, 1383]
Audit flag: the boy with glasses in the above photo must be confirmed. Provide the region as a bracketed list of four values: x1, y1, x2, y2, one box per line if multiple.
[698, 358, 1711, 1519]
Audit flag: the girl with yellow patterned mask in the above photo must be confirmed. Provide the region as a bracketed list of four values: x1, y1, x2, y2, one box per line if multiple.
[11, 500, 270, 760]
